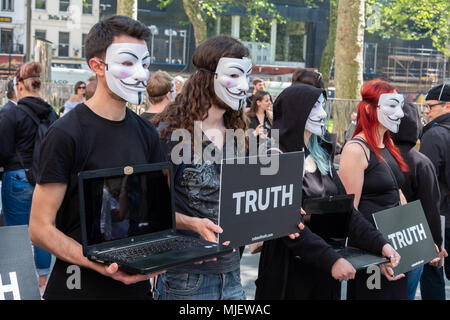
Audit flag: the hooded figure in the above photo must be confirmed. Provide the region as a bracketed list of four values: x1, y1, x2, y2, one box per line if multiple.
[391, 103, 442, 247]
[255, 84, 388, 300]
[392, 102, 446, 300]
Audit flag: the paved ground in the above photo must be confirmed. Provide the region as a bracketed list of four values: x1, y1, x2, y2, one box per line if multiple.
[240, 246, 450, 300]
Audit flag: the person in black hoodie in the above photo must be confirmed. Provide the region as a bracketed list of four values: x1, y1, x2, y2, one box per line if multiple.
[391, 102, 447, 300]
[255, 84, 400, 300]
[0, 62, 57, 290]
[419, 84, 450, 299]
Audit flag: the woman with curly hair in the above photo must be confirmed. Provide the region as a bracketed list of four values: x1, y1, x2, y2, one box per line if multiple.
[152, 35, 266, 300]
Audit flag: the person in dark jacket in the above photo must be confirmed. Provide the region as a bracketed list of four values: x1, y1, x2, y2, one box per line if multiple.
[0, 62, 57, 291]
[419, 84, 450, 298]
[0, 79, 18, 116]
[246, 90, 272, 140]
[255, 84, 400, 300]
[391, 101, 447, 300]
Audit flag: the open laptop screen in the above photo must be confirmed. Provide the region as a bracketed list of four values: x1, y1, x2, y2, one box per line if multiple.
[81, 168, 173, 246]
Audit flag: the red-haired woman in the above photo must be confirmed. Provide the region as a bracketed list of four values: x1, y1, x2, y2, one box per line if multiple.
[339, 79, 409, 299]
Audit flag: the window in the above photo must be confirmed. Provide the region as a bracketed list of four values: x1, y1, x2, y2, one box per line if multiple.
[58, 32, 69, 57]
[83, 0, 92, 14]
[0, 28, 13, 53]
[275, 21, 307, 63]
[81, 33, 87, 58]
[59, 0, 70, 12]
[1, 0, 14, 11]
[35, 0, 46, 10]
[35, 29, 46, 40]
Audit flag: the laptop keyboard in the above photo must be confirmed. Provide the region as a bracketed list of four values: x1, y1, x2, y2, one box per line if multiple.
[100, 237, 209, 262]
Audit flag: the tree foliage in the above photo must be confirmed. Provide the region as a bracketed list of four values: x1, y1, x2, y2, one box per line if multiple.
[367, 0, 450, 54]
[153, 0, 286, 46]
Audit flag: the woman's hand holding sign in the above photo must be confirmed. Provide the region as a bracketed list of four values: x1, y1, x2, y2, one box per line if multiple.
[380, 243, 405, 281]
[288, 208, 306, 240]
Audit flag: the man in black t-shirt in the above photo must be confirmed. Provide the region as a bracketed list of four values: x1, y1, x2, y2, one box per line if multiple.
[29, 16, 166, 300]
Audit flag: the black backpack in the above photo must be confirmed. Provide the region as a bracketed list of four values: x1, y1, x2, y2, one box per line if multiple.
[17, 104, 58, 186]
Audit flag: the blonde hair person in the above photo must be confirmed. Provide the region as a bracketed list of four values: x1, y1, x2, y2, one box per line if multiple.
[142, 70, 173, 121]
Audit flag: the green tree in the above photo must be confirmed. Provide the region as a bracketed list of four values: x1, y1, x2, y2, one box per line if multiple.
[117, 0, 137, 19]
[367, 0, 450, 55]
[154, 0, 285, 47]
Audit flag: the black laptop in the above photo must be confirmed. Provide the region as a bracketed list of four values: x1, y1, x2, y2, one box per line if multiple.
[78, 162, 233, 275]
[303, 194, 388, 270]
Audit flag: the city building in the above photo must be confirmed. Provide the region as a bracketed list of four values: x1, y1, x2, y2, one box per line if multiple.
[100, 0, 330, 76]
[31, 0, 100, 69]
[0, 0, 25, 76]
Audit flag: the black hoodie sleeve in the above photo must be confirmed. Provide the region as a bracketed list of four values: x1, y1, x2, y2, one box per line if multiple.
[420, 130, 444, 177]
[347, 209, 388, 254]
[0, 108, 16, 165]
[415, 156, 443, 247]
[281, 225, 342, 274]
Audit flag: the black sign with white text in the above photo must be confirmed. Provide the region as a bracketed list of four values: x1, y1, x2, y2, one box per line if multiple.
[0, 226, 41, 300]
[218, 151, 304, 247]
[373, 201, 438, 275]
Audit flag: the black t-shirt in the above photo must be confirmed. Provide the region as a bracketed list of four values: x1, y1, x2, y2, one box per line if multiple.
[37, 103, 165, 300]
[159, 130, 241, 274]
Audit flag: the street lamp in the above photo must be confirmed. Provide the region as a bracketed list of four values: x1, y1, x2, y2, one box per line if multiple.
[149, 25, 158, 63]
[164, 29, 177, 64]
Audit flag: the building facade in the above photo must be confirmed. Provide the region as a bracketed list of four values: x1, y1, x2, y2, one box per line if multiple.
[31, 0, 100, 68]
[0, 0, 25, 75]
[100, 0, 329, 74]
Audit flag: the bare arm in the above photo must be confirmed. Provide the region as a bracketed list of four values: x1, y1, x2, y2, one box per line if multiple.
[338, 142, 369, 209]
[29, 183, 163, 284]
[175, 212, 223, 243]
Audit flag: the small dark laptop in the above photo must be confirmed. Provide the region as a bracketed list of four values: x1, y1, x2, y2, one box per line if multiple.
[303, 194, 388, 270]
[78, 163, 233, 275]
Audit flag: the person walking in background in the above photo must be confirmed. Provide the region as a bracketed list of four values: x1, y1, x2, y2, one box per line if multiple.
[0, 79, 18, 116]
[391, 101, 448, 300]
[292, 68, 325, 89]
[173, 75, 185, 96]
[0, 61, 58, 292]
[419, 84, 450, 300]
[142, 70, 173, 121]
[246, 90, 272, 141]
[61, 81, 86, 116]
[246, 78, 266, 111]
[85, 79, 97, 100]
[339, 79, 409, 300]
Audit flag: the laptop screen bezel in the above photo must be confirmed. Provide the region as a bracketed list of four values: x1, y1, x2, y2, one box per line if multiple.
[78, 162, 176, 256]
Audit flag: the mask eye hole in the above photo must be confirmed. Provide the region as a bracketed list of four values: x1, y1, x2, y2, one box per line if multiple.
[122, 61, 134, 67]
[230, 74, 240, 79]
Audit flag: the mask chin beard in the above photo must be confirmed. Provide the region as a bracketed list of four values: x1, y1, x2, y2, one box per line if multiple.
[214, 57, 252, 111]
[104, 42, 150, 106]
[377, 109, 401, 133]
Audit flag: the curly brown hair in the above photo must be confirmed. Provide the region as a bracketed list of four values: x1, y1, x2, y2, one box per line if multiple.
[152, 35, 250, 147]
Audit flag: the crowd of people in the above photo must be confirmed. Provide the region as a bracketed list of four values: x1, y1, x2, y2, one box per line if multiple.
[0, 14, 449, 301]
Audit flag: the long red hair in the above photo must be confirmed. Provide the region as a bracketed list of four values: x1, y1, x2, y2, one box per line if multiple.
[353, 79, 408, 172]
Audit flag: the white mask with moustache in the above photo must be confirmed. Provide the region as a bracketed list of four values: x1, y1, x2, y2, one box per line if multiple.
[214, 57, 252, 111]
[104, 43, 151, 105]
[377, 93, 405, 133]
[305, 93, 327, 136]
